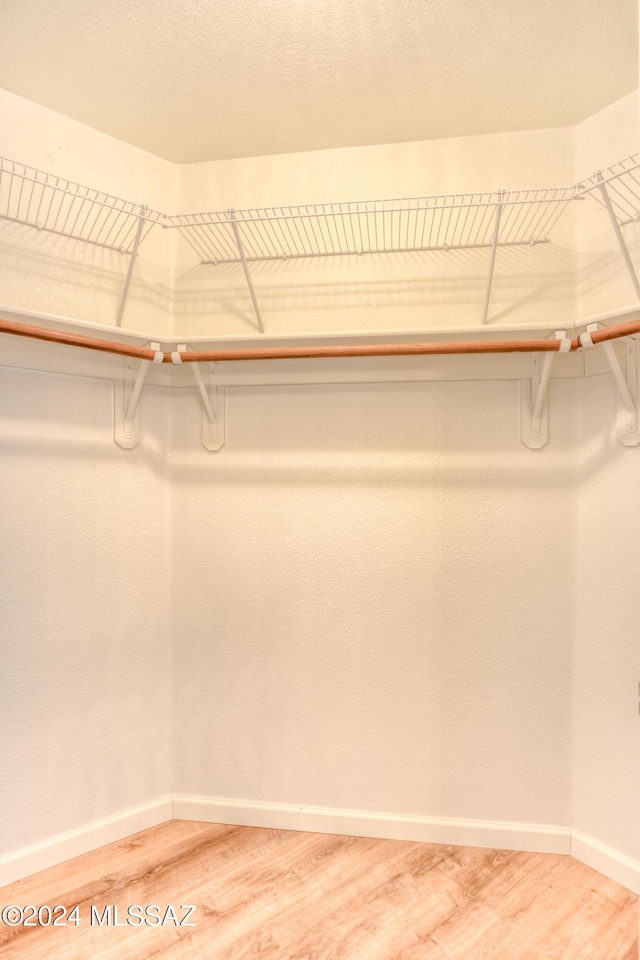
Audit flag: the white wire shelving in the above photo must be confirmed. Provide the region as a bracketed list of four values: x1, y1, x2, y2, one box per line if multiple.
[164, 188, 577, 330]
[575, 153, 640, 301]
[2, 153, 640, 331]
[0, 157, 163, 252]
[0, 157, 164, 325]
[575, 154, 640, 225]
[163, 188, 574, 263]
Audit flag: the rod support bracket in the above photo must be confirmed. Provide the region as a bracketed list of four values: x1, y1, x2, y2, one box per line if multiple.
[520, 329, 565, 449]
[114, 341, 158, 449]
[591, 322, 640, 446]
[189, 354, 226, 451]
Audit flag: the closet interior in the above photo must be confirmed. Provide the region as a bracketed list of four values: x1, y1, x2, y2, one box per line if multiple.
[0, 2, 639, 956]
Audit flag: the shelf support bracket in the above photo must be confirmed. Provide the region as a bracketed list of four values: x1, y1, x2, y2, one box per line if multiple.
[229, 209, 265, 334]
[597, 176, 640, 301]
[480, 195, 503, 325]
[114, 340, 159, 449]
[520, 329, 565, 449]
[116, 205, 147, 328]
[200, 363, 226, 452]
[586, 322, 640, 446]
[173, 344, 226, 450]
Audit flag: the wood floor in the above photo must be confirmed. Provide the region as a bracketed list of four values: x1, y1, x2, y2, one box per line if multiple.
[0, 822, 636, 959]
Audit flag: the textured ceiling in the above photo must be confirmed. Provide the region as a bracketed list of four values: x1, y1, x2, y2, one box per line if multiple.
[0, 0, 637, 163]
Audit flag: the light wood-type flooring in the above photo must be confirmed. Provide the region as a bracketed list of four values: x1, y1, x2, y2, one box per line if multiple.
[0, 821, 636, 959]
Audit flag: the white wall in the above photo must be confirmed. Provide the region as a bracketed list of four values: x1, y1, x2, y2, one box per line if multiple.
[170, 376, 576, 828]
[569, 90, 640, 869]
[0, 366, 172, 852]
[168, 95, 638, 864]
[4, 348, 639, 874]
[572, 374, 640, 866]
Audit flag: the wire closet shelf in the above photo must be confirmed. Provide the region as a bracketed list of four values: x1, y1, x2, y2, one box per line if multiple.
[163, 187, 576, 265]
[3, 152, 640, 261]
[575, 153, 640, 226]
[2, 152, 640, 329]
[0, 157, 163, 253]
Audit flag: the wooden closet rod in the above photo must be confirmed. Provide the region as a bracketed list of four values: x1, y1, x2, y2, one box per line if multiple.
[1, 316, 640, 363]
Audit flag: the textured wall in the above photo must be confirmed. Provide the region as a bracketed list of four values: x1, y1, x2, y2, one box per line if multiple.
[3, 360, 637, 866]
[0, 367, 172, 853]
[170, 377, 577, 827]
[569, 92, 640, 865]
[572, 374, 640, 862]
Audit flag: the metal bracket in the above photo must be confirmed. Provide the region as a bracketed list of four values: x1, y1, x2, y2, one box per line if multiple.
[520, 329, 565, 449]
[193, 358, 226, 451]
[200, 365, 226, 452]
[597, 176, 640, 301]
[228, 209, 265, 334]
[174, 344, 226, 451]
[114, 341, 158, 449]
[116, 205, 147, 328]
[480, 194, 504, 325]
[593, 324, 639, 446]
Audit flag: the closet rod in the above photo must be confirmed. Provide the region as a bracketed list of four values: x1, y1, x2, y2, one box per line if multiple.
[1, 316, 640, 363]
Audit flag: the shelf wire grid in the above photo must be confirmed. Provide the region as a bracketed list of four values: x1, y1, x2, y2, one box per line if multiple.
[164, 187, 577, 265]
[575, 154, 640, 226]
[0, 157, 164, 254]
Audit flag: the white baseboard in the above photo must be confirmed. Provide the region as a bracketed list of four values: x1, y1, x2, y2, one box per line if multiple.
[173, 795, 571, 856]
[571, 830, 640, 895]
[3, 796, 638, 897]
[0, 795, 173, 888]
